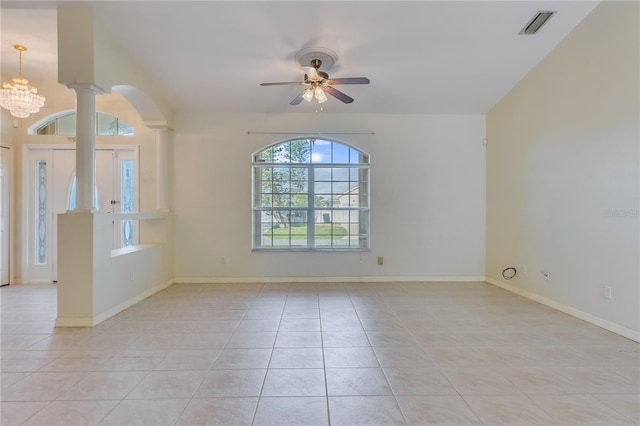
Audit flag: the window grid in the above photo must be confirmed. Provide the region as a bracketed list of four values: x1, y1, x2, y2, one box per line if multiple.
[252, 139, 369, 251]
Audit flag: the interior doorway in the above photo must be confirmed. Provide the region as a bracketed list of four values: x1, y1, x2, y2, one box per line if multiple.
[23, 145, 138, 283]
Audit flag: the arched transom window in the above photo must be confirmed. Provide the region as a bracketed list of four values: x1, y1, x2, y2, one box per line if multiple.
[31, 111, 134, 136]
[252, 138, 370, 250]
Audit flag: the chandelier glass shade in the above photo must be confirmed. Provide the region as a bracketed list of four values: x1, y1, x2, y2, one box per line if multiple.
[302, 84, 328, 104]
[0, 45, 46, 118]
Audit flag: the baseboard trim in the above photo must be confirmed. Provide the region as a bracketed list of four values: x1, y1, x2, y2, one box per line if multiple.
[173, 276, 487, 284]
[55, 278, 175, 328]
[55, 317, 96, 327]
[485, 277, 640, 343]
[92, 278, 175, 326]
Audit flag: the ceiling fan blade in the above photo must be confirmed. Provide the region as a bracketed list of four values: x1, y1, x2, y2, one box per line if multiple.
[327, 77, 370, 85]
[290, 90, 306, 105]
[324, 86, 354, 104]
[260, 81, 307, 86]
[302, 66, 322, 81]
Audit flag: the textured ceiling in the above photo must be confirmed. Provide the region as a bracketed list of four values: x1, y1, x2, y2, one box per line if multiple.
[1, 1, 600, 114]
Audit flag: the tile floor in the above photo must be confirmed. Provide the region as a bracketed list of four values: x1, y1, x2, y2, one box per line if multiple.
[1, 281, 638, 425]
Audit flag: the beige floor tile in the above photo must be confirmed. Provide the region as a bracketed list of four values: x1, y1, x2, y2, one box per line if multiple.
[360, 317, 406, 332]
[131, 333, 187, 350]
[177, 397, 258, 426]
[396, 395, 483, 425]
[328, 396, 406, 425]
[324, 347, 379, 368]
[594, 394, 640, 424]
[243, 309, 283, 320]
[1, 349, 63, 360]
[59, 371, 148, 400]
[204, 309, 246, 320]
[27, 334, 92, 351]
[235, 319, 281, 332]
[126, 370, 204, 399]
[253, 396, 328, 426]
[366, 330, 418, 347]
[1, 372, 86, 401]
[320, 318, 364, 331]
[180, 332, 234, 349]
[279, 318, 321, 331]
[282, 307, 320, 319]
[23, 400, 118, 426]
[530, 394, 636, 425]
[322, 331, 370, 347]
[442, 366, 522, 395]
[383, 367, 458, 396]
[99, 399, 189, 425]
[575, 345, 640, 365]
[227, 332, 277, 349]
[0, 357, 54, 373]
[326, 368, 392, 396]
[269, 348, 324, 368]
[559, 365, 640, 394]
[37, 357, 108, 372]
[56, 349, 120, 359]
[262, 368, 326, 396]
[373, 346, 435, 368]
[0, 401, 48, 426]
[319, 309, 359, 320]
[99, 356, 163, 371]
[188, 320, 239, 334]
[155, 349, 220, 370]
[1, 372, 30, 390]
[414, 331, 467, 347]
[275, 331, 322, 348]
[194, 369, 266, 397]
[212, 348, 272, 369]
[499, 365, 573, 394]
[2, 282, 639, 426]
[463, 394, 559, 425]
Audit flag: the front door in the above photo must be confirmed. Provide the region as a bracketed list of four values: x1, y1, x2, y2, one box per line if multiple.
[25, 145, 138, 283]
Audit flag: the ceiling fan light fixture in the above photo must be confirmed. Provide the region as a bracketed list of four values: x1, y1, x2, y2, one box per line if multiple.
[314, 87, 328, 103]
[0, 44, 46, 118]
[302, 88, 314, 102]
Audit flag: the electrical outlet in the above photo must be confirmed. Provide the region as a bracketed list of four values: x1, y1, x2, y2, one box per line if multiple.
[522, 265, 527, 274]
[377, 256, 383, 265]
[541, 270, 550, 281]
[222, 256, 230, 265]
[604, 285, 612, 300]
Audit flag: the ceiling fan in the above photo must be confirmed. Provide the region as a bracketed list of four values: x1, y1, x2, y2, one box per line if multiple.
[260, 49, 370, 106]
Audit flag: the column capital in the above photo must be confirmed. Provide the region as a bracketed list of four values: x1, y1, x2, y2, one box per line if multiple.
[64, 83, 107, 95]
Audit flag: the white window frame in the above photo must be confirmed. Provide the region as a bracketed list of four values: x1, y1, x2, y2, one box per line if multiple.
[252, 138, 370, 251]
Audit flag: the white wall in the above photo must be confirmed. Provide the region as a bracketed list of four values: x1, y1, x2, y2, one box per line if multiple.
[486, 1, 639, 336]
[173, 112, 486, 280]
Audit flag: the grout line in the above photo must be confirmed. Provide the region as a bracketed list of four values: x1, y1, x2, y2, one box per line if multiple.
[250, 282, 286, 426]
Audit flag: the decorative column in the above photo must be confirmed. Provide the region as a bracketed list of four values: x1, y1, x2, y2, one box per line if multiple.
[71, 84, 102, 212]
[153, 127, 171, 211]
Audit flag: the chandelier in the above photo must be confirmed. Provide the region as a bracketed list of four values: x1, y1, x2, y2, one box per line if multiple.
[0, 45, 46, 118]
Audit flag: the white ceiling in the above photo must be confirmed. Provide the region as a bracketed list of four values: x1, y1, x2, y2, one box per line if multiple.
[1, 1, 599, 115]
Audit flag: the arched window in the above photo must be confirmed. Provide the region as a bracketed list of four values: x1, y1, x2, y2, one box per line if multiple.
[30, 111, 134, 136]
[252, 138, 369, 250]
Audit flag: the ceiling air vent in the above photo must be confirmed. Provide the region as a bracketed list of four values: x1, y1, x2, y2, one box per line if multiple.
[519, 11, 556, 35]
